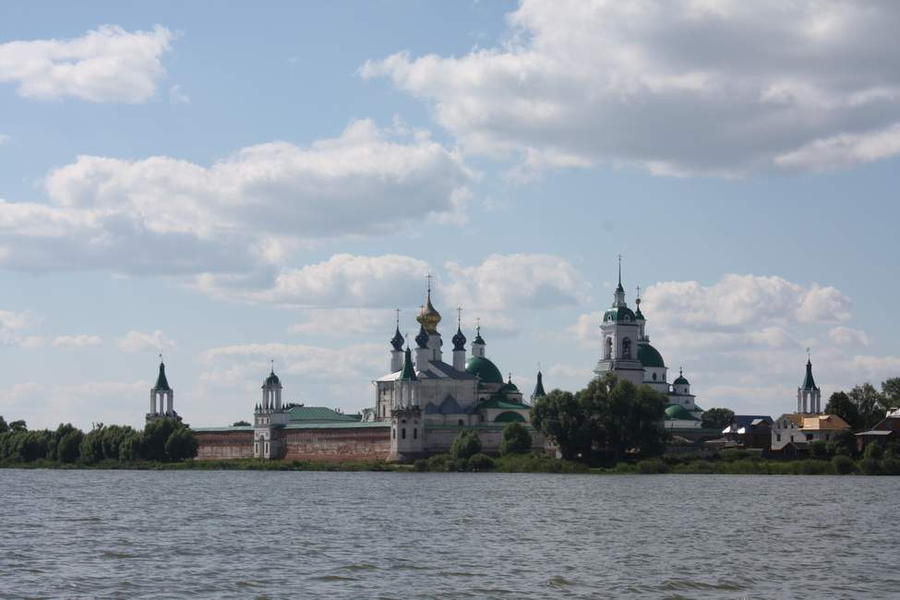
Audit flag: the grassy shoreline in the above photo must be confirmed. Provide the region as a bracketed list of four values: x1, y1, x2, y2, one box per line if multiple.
[2, 453, 899, 475]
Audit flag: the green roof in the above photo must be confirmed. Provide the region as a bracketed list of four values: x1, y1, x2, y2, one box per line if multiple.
[494, 411, 526, 423]
[399, 347, 417, 381]
[479, 397, 530, 410]
[637, 343, 665, 368]
[665, 403, 698, 421]
[153, 362, 171, 391]
[604, 306, 636, 323]
[466, 356, 504, 384]
[801, 359, 818, 390]
[285, 406, 360, 423]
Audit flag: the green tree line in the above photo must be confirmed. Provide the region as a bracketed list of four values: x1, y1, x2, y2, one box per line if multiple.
[824, 378, 900, 431]
[0, 416, 198, 465]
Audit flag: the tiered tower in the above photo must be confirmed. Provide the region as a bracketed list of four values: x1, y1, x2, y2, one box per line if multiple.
[147, 359, 179, 424]
[594, 257, 644, 386]
[797, 353, 822, 414]
[253, 366, 288, 458]
[389, 347, 424, 461]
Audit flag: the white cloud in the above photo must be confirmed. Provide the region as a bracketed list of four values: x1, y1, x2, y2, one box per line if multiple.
[444, 253, 582, 311]
[51, 334, 103, 348]
[0, 25, 173, 102]
[363, 0, 900, 175]
[168, 84, 189, 104]
[0, 380, 148, 430]
[0, 120, 472, 274]
[117, 330, 176, 353]
[642, 274, 851, 329]
[0, 309, 42, 348]
[828, 326, 869, 347]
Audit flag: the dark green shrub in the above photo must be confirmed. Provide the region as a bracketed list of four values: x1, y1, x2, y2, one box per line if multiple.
[637, 458, 669, 474]
[468, 453, 495, 471]
[450, 430, 482, 460]
[859, 458, 881, 475]
[412, 459, 427, 472]
[879, 457, 900, 475]
[810, 440, 830, 459]
[499, 422, 532, 455]
[832, 455, 856, 475]
[864, 443, 884, 460]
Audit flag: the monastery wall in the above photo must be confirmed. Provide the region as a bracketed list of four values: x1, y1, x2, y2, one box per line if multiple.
[282, 426, 391, 462]
[195, 430, 254, 460]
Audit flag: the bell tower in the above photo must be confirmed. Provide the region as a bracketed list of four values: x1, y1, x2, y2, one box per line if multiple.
[594, 257, 644, 386]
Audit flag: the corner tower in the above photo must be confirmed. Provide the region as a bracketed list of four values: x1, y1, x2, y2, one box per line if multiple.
[253, 365, 288, 459]
[797, 352, 822, 414]
[594, 257, 644, 386]
[147, 358, 178, 424]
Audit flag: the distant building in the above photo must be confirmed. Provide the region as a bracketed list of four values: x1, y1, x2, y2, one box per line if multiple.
[593, 260, 708, 435]
[721, 415, 773, 449]
[772, 356, 850, 451]
[855, 409, 900, 452]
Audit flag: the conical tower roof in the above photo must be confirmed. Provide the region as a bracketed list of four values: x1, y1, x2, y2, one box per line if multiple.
[153, 361, 171, 392]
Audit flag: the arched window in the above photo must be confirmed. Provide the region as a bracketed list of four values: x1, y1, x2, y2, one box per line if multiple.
[652, 372, 657, 381]
[413, 428, 418, 440]
[622, 338, 632, 359]
[392, 428, 396, 439]
[401, 428, 406, 439]
[458, 419, 464, 426]
[604, 337, 612, 359]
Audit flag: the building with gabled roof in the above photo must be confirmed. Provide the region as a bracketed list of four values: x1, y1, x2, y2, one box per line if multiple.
[772, 357, 850, 451]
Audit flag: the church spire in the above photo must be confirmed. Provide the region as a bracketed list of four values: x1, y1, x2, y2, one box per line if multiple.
[613, 255, 627, 307]
[531, 369, 546, 401]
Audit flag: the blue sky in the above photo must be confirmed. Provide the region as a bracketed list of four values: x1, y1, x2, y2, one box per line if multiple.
[1, 0, 899, 430]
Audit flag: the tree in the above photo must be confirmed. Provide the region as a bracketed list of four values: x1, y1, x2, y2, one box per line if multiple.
[57, 430, 83, 463]
[142, 418, 179, 461]
[825, 392, 861, 431]
[232, 420, 251, 427]
[9, 420, 26, 433]
[531, 389, 596, 460]
[882, 378, 900, 410]
[848, 384, 886, 430]
[701, 408, 735, 431]
[585, 376, 668, 461]
[499, 422, 532, 455]
[826, 429, 857, 457]
[0, 416, 7, 434]
[450, 430, 482, 460]
[165, 427, 198, 461]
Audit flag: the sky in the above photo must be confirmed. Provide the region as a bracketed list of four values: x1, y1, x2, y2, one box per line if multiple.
[1, 0, 899, 430]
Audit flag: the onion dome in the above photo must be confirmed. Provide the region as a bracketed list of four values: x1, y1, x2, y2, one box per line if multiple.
[500, 374, 519, 393]
[465, 356, 504, 384]
[665, 403, 697, 421]
[416, 287, 442, 333]
[415, 324, 430, 348]
[637, 342, 665, 368]
[390, 327, 404, 351]
[153, 361, 171, 392]
[635, 297, 645, 321]
[399, 347, 417, 381]
[673, 368, 689, 386]
[473, 325, 485, 346]
[452, 326, 466, 351]
[264, 369, 281, 387]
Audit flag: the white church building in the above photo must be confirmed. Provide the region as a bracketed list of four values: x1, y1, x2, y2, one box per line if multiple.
[593, 262, 705, 431]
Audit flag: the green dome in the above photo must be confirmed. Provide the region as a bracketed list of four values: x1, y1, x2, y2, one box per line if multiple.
[604, 306, 636, 323]
[673, 375, 689, 386]
[465, 356, 504, 384]
[665, 404, 697, 421]
[637, 343, 665, 368]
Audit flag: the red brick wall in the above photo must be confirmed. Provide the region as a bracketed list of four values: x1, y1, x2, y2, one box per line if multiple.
[196, 430, 254, 460]
[282, 427, 391, 462]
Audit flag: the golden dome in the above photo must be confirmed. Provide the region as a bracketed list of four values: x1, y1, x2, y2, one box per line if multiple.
[416, 290, 442, 333]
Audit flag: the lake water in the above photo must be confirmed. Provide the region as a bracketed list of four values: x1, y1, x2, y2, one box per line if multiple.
[1, 470, 898, 599]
